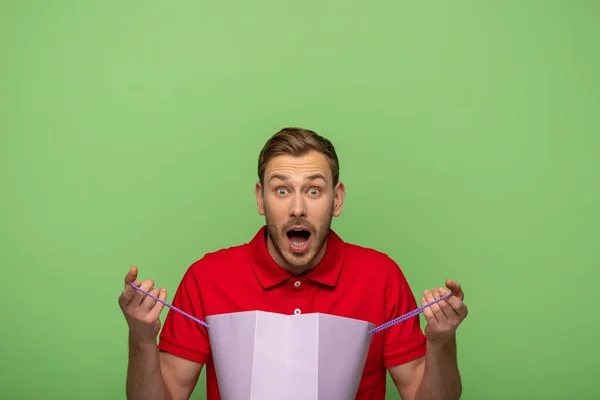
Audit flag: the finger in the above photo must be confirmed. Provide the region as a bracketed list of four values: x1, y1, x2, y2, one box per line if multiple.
[446, 293, 469, 319]
[445, 279, 464, 300]
[123, 279, 142, 305]
[435, 288, 456, 318]
[421, 296, 438, 326]
[134, 279, 155, 305]
[147, 288, 167, 321]
[424, 289, 444, 324]
[430, 288, 451, 321]
[444, 294, 466, 314]
[141, 287, 160, 309]
[438, 288, 462, 318]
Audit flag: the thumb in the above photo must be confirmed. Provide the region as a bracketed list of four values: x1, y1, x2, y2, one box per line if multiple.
[119, 266, 140, 306]
[445, 279, 464, 300]
[125, 266, 138, 288]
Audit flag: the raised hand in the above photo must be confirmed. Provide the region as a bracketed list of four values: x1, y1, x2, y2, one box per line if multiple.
[421, 279, 468, 343]
[118, 266, 167, 343]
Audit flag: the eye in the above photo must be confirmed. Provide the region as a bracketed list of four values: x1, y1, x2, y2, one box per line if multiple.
[308, 188, 320, 196]
[277, 188, 288, 196]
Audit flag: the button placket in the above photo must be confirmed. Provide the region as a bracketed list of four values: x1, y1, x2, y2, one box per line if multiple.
[285, 278, 311, 315]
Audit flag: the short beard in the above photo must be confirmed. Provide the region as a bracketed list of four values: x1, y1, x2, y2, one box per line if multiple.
[264, 206, 334, 273]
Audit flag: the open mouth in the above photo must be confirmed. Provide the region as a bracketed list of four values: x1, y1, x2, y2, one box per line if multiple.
[286, 227, 311, 252]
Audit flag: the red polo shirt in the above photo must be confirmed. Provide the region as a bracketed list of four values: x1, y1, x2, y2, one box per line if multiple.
[158, 226, 426, 399]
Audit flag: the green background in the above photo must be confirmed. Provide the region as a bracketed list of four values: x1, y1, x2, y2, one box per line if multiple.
[1, 0, 598, 398]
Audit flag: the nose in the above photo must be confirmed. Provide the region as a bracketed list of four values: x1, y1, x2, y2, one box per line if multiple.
[289, 193, 307, 218]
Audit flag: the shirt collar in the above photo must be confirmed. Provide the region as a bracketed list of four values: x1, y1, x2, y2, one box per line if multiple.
[248, 225, 345, 289]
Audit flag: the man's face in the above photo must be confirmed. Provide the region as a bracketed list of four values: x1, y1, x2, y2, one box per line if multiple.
[255, 151, 345, 274]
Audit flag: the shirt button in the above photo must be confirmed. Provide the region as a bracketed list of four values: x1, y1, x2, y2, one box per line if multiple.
[294, 281, 301, 287]
[294, 308, 301, 315]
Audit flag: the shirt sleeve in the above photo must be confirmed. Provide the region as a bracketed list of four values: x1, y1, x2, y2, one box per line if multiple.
[382, 259, 427, 368]
[157, 263, 210, 365]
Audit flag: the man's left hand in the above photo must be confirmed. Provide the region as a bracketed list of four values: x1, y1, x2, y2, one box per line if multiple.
[422, 279, 468, 343]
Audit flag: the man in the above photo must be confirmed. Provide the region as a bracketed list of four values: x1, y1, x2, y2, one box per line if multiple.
[118, 127, 468, 400]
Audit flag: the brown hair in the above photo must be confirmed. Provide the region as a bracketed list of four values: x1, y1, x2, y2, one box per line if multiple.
[257, 127, 340, 187]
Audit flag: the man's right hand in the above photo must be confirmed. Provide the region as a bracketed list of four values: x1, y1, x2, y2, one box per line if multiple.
[118, 266, 167, 343]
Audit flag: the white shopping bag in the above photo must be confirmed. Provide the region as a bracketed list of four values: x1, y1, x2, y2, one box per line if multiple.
[206, 310, 375, 400]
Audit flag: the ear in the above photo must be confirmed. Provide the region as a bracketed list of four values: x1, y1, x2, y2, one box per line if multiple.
[255, 182, 265, 215]
[332, 181, 346, 217]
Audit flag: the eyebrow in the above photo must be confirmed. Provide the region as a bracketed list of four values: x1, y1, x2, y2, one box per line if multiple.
[306, 173, 327, 182]
[269, 173, 328, 183]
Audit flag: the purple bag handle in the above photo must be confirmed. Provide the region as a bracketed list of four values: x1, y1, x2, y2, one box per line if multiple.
[129, 282, 453, 335]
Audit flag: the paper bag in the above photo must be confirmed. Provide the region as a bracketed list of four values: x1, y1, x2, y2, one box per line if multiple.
[206, 310, 375, 400]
